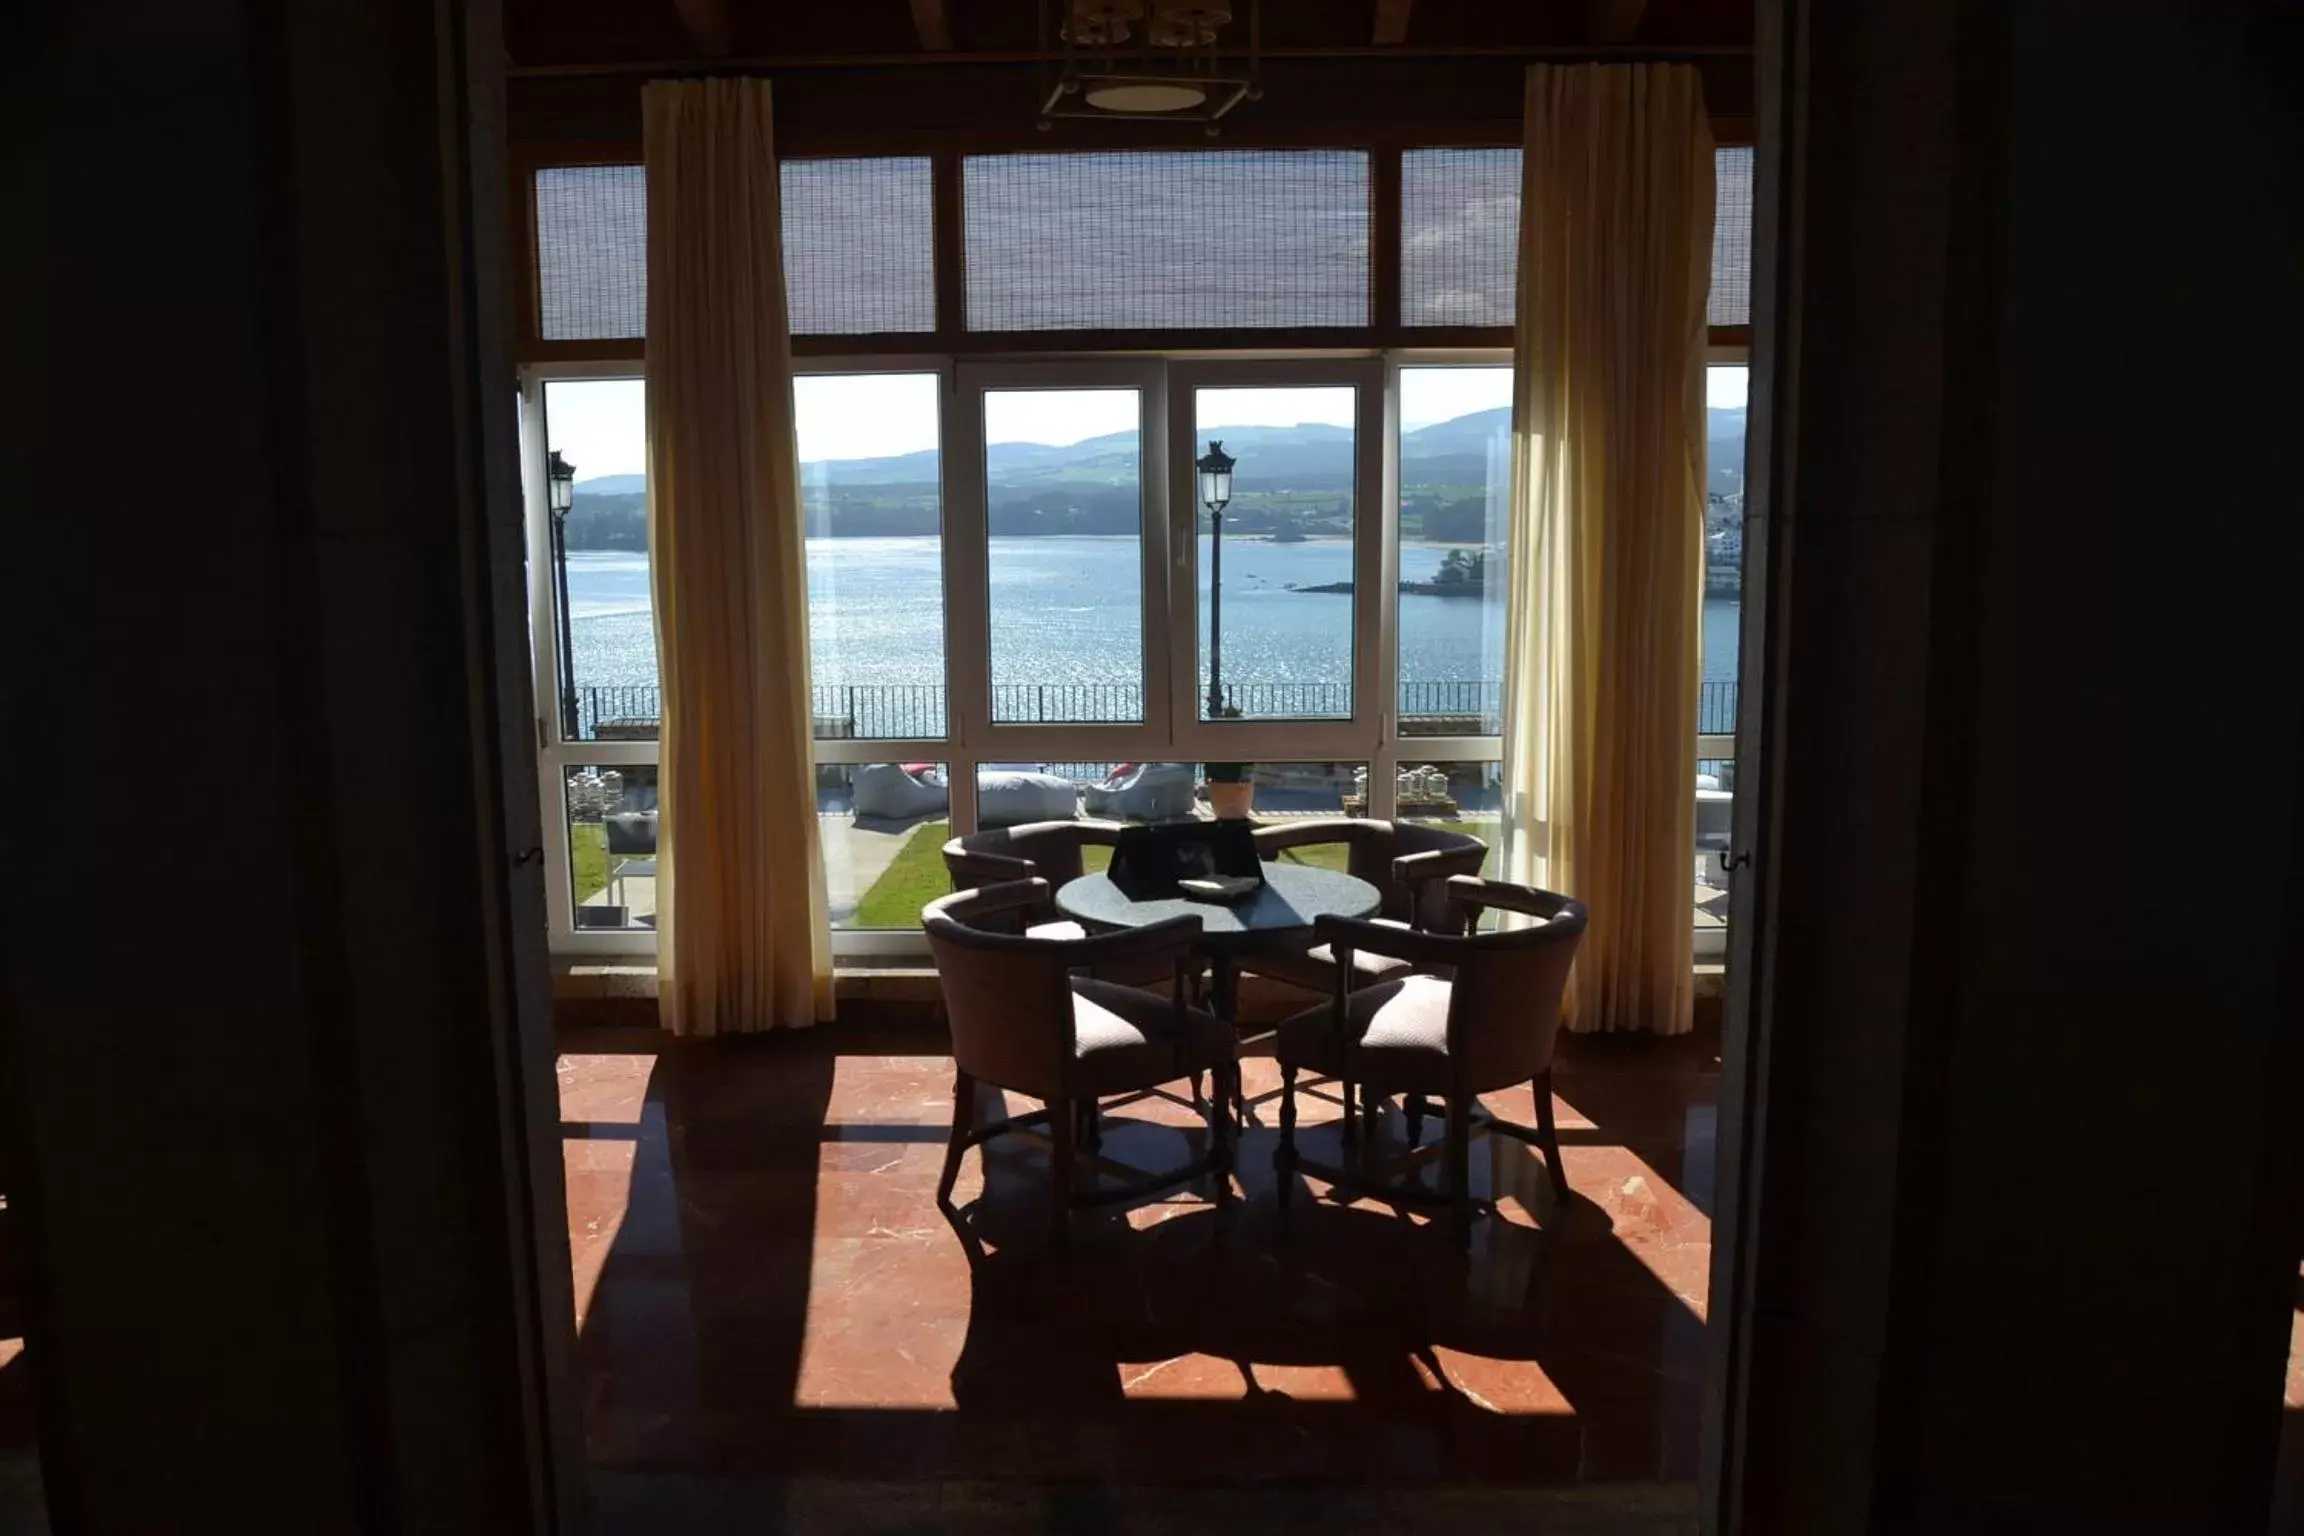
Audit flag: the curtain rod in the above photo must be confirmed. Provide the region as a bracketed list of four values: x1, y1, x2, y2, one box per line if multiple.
[509, 42, 1751, 82]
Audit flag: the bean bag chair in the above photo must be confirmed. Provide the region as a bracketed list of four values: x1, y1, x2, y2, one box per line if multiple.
[976, 770, 1079, 827]
[1081, 762, 1198, 822]
[850, 762, 949, 820]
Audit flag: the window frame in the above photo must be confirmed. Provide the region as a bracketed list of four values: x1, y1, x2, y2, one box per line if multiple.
[521, 359, 658, 956]
[1164, 355, 1390, 765]
[950, 358, 1171, 764]
[1694, 341, 1752, 963]
[524, 345, 1737, 961]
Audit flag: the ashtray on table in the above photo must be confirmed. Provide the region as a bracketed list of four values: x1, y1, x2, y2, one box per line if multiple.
[1178, 875, 1261, 904]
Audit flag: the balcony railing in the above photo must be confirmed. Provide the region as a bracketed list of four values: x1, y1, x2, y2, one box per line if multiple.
[572, 678, 1743, 744]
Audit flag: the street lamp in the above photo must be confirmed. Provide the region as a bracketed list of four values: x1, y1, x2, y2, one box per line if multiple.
[546, 449, 581, 738]
[1197, 439, 1236, 719]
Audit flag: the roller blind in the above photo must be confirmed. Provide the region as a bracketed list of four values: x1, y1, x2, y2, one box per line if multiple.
[963, 150, 1371, 331]
[1399, 144, 1757, 328]
[532, 157, 937, 341]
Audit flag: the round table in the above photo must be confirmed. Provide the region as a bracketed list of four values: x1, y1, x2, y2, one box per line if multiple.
[1054, 860, 1382, 1022]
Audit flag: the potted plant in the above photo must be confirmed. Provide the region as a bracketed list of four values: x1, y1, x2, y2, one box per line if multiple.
[1205, 704, 1254, 820]
[1205, 760, 1255, 821]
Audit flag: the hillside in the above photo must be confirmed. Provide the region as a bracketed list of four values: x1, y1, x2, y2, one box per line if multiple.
[563, 405, 1751, 548]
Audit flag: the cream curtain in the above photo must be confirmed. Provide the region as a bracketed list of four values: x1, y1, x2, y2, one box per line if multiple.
[1501, 64, 1714, 1035]
[644, 77, 833, 1034]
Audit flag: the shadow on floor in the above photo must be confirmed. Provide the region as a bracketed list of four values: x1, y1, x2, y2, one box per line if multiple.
[564, 1010, 1715, 1519]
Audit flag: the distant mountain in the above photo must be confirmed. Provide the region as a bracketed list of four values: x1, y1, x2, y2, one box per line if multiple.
[562, 403, 1753, 548]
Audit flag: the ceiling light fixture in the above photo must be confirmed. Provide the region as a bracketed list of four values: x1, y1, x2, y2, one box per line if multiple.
[1038, 0, 1261, 136]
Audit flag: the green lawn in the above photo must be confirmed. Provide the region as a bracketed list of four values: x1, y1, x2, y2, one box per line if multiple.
[846, 815, 1502, 930]
[570, 820, 607, 904]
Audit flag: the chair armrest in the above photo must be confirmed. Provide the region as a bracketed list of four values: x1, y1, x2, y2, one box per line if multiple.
[1311, 913, 1470, 970]
[1251, 818, 1357, 857]
[1443, 876, 1586, 929]
[1389, 845, 1488, 933]
[942, 842, 1036, 889]
[929, 876, 1054, 927]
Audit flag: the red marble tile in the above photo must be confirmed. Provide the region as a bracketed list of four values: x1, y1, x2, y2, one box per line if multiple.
[560, 1014, 1718, 1488]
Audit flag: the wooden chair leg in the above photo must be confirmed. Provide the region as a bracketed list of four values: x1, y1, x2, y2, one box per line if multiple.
[937, 1070, 975, 1210]
[1049, 1095, 1076, 1246]
[1208, 1062, 1237, 1208]
[1340, 1074, 1358, 1149]
[1446, 1093, 1473, 1247]
[1275, 1062, 1300, 1210]
[1533, 1067, 1569, 1199]
[1403, 1093, 1427, 1149]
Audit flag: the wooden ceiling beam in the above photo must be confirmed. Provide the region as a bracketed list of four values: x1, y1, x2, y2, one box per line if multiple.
[910, 0, 955, 52]
[1588, 0, 1648, 45]
[669, 0, 732, 56]
[1373, 0, 1412, 46]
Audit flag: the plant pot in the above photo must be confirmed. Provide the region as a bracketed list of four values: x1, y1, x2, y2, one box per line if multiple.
[1208, 780, 1255, 821]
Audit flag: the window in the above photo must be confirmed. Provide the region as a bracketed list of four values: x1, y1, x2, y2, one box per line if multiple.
[541, 377, 655, 741]
[795, 373, 949, 741]
[981, 388, 1147, 723]
[529, 353, 1742, 958]
[532, 159, 937, 343]
[1396, 365, 1511, 735]
[1709, 147, 1756, 328]
[1190, 384, 1361, 722]
[563, 764, 659, 931]
[963, 151, 1371, 331]
[822, 762, 952, 932]
[535, 167, 647, 342]
[1399, 149, 1520, 327]
[1696, 360, 1749, 951]
[780, 158, 937, 335]
[1399, 144, 1758, 329]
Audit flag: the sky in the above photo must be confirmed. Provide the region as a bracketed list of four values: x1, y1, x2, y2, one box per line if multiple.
[543, 364, 1751, 482]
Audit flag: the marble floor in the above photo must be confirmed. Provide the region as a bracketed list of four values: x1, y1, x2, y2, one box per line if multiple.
[561, 1007, 1721, 1499]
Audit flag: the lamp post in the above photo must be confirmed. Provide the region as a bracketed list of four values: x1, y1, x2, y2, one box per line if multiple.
[546, 449, 580, 738]
[1197, 439, 1236, 718]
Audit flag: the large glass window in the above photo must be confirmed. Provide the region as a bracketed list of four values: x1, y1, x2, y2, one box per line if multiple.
[1697, 362, 1749, 939]
[531, 354, 1749, 957]
[821, 762, 952, 932]
[964, 151, 1371, 331]
[563, 763, 660, 931]
[532, 159, 937, 343]
[542, 378, 656, 741]
[795, 373, 948, 741]
[1397, 366, 1511, 736]
[1399, 149, 1520, 327]
[1191, 385, 1360, 723]
[1399, 144, 1758, 329]
[982, 389, 1146, 723]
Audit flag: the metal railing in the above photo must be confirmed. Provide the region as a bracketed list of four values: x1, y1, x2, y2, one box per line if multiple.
[570, 678, 1742, 744]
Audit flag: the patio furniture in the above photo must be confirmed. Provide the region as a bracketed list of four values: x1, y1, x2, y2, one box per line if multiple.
[850, 762, 948, 820]
[1273, 876, 1588, 1243]
[1243, 819, 1488, 996]
[977, 769, 1080, 826]
[1055, 859, 1383, 1026]
[1055, 858, 1382, 1122]
[924, 879, 1238, 1243]
[1081, 762, 1197, 822]
[602, 811, 658, 908]
[942, 820, 1183, 994]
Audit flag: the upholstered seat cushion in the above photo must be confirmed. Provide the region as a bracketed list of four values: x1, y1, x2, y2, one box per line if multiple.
[1070, 978, 1237, 1097]
[1275, 974, 1456, 1095]
[1244, 917, 1417, 993]
[1027, 919, 1089, 941]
